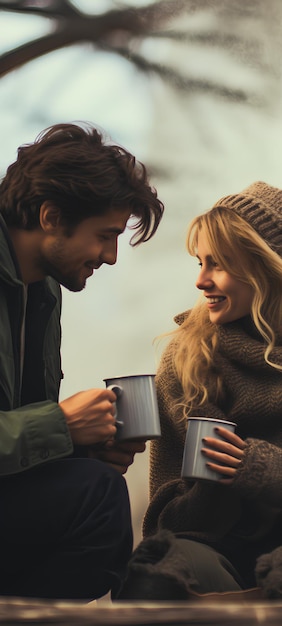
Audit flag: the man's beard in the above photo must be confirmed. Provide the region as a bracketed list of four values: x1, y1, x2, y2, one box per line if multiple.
[40, 257, 86, 292]
[54, 272, 86, 292]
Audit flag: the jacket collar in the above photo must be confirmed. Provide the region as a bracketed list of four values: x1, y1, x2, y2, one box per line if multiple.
[0, 216, 59, 303]
[0, 215, 23, 286]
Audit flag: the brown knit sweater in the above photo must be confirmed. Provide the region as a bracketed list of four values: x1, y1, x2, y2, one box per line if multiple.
[143, 313, 282, 580]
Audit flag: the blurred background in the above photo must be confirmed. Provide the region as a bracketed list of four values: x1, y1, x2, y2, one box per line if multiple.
[1, 0, 282, 549]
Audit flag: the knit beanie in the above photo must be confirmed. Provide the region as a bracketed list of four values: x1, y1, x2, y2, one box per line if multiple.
[213, 181, 282, 257]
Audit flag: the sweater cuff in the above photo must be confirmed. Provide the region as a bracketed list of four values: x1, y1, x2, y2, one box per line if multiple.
[233, 438, 282, 504]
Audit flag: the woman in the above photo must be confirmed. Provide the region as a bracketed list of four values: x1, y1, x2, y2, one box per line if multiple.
[117, 181, 282, 600]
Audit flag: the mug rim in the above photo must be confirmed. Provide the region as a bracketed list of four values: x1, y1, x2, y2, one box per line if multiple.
[103, 374, 156, 382]
[186, 416, 236, 427]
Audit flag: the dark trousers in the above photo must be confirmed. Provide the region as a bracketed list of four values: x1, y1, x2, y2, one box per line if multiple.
[0, 458, 133, 600]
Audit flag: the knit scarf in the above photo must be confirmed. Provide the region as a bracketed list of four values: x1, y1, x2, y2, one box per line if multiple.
[211, 317, 282, 443]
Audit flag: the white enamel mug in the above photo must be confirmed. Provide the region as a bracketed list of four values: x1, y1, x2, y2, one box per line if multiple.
[104, 374, 161, 441]
[181, 417, 237, 481]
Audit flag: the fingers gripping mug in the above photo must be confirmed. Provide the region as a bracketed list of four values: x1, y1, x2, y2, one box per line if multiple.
[181, 416, 236, 481]
[104, 374, 161, 441]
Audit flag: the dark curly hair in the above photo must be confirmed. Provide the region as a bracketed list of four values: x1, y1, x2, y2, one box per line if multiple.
[0, 122, 164, 245]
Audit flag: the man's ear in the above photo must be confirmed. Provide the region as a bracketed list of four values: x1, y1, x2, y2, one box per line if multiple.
[39, 202, 61, 233]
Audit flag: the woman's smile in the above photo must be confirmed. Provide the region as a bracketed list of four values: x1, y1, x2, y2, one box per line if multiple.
[196, 232, 254, 324]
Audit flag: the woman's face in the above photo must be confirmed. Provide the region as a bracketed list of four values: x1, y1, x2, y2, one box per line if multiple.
[195, 230, 254, 325]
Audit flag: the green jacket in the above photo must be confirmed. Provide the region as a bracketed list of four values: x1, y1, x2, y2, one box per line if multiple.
[0, 216, 73, 475]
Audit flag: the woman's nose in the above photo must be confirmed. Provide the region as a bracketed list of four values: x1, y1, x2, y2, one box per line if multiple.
[196, 268, 214, 291]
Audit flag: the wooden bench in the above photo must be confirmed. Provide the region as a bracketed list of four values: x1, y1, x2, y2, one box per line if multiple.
[0, 596, 281, 625]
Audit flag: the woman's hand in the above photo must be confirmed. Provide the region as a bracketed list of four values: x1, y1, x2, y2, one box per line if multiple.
[201, 426, 246, 484]
[88, 439, 146, 474]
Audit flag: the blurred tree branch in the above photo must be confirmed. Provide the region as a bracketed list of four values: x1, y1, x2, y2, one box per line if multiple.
[0, 1, 187, 76]
[0, 0, 279, 106]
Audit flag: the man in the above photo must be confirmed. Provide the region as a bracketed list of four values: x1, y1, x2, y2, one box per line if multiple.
[0, 122, 164, 600]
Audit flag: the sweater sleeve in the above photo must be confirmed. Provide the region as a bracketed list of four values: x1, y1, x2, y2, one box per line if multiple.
[0, 401, 73, 475]
[233, 437, 282, 506]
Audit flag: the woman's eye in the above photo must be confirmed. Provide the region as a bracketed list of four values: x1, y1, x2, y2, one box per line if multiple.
[213, 262, 223, 271]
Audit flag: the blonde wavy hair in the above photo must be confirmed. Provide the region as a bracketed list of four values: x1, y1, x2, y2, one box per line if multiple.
[173, 206, 282, 415]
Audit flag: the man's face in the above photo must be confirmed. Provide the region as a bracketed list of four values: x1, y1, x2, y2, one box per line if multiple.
[40, 206, 131, 291]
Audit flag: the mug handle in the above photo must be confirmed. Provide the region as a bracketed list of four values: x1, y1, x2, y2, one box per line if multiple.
[106, 384, 123, 427]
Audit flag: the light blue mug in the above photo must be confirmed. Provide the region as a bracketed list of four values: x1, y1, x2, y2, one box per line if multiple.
[104, 374, 161, 441]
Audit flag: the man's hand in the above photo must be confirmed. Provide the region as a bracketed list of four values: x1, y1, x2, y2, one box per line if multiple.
[59, 388, 117, 446]
[88, 439, 146, 474]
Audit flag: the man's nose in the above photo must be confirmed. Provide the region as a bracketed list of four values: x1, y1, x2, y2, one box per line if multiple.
[102, 242, 118, 266]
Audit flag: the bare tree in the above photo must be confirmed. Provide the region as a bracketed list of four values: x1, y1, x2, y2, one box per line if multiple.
[1, 0, 277, 105]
